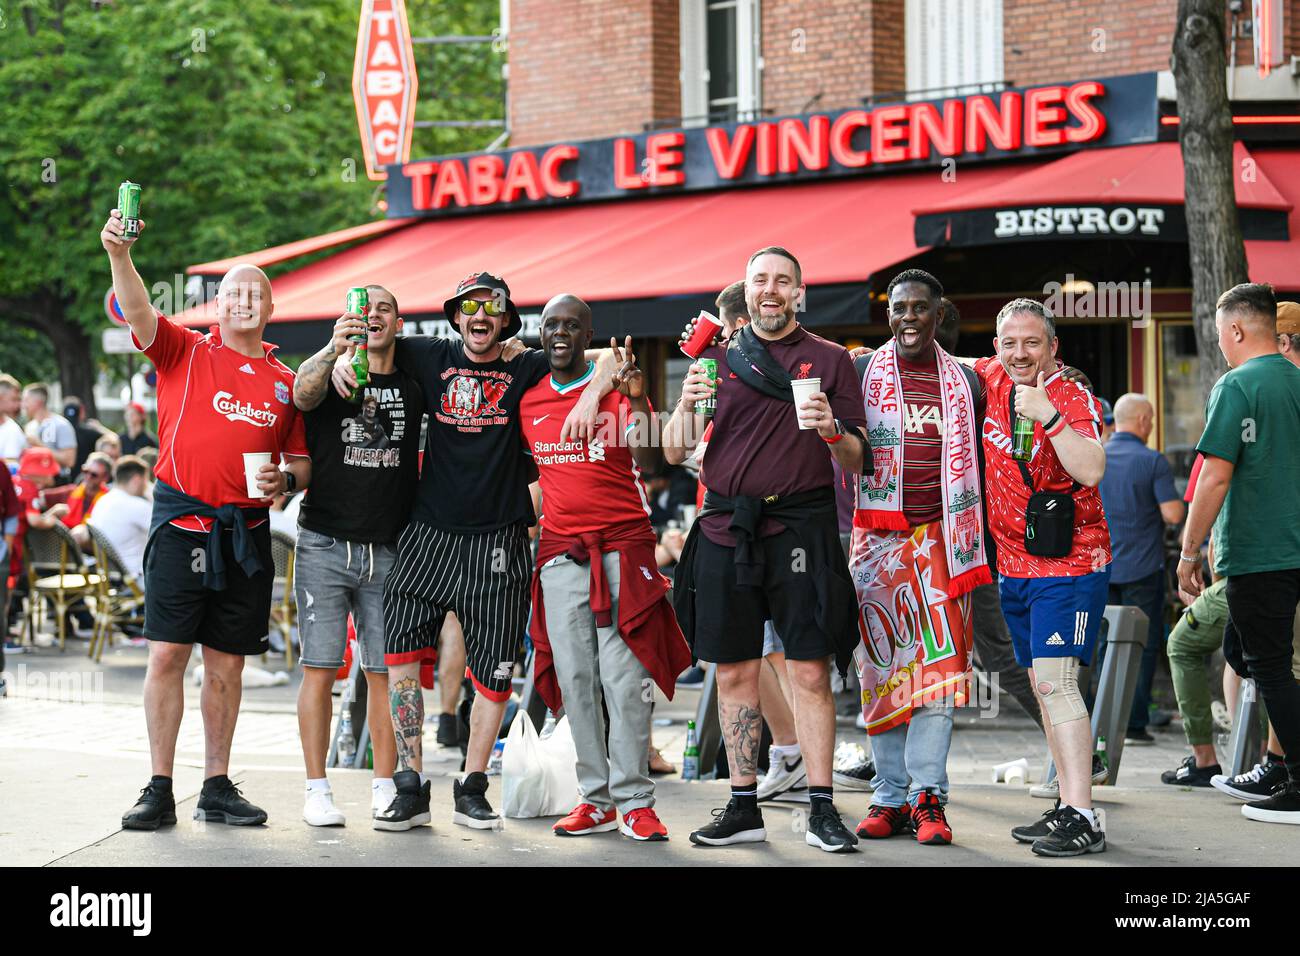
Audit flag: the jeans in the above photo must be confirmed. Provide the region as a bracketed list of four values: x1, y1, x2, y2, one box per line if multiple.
[1224, 569, 1300, 784]
[869, 703, 955, 807]
[1102, 570, 1165, 733]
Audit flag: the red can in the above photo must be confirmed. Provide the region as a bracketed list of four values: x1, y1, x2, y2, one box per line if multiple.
[679, 311, 726, 359]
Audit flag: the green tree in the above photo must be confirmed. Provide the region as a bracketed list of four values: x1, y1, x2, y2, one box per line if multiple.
[0, 0, 502, 411]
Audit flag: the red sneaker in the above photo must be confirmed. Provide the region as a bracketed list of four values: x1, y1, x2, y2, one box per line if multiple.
[620, 807, 669, 842]
[855, 804, 912, 839]
[911, 790, 953, 845]
[553, 803, 617, 836]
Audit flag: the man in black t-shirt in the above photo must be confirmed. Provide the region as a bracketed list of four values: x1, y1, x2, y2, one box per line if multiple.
[293, 285, 424, 829]
[331, 271, 614, 832]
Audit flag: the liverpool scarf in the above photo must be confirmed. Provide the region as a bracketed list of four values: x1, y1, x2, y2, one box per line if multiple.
[855, 340, 990, 597]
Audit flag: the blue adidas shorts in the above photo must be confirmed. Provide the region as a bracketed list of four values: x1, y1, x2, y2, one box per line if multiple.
[998, 569, 1111, 669]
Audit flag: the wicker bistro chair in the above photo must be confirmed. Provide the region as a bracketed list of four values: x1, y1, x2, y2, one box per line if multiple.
[22, 523, 102, 652]
[269, 529, 297, 669]
[85, 523, 145, 662]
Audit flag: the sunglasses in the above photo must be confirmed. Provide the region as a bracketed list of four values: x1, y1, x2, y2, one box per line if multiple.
[83, 470, 108, 480]
[459, 298, 505, 317]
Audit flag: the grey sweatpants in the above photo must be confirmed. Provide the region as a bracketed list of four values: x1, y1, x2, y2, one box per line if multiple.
[970, 581, 1044, 730]
[540, 552, 654, 813]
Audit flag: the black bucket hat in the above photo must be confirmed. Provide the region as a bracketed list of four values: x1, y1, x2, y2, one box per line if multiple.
[443, 271, 522, 340]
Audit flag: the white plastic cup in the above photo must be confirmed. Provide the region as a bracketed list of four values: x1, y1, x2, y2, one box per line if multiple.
[790, 377, 822, 430]
[991, 756, 1030, 783]
[243, 452, 273, 499]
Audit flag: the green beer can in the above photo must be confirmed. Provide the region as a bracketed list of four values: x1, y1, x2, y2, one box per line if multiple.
[118, 181, 142, 239]
[695, 358, 718, 417]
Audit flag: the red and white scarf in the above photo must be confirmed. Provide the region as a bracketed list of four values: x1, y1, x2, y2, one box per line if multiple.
[854, 340, 990, 597]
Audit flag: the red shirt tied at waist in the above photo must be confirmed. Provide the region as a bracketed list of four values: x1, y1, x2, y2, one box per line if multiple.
[529, 520, 692, 714]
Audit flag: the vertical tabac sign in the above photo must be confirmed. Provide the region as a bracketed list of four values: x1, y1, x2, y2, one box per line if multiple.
[353, 0, 418, 181]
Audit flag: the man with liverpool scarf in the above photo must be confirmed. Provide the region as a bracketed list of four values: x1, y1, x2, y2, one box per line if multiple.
[852, 270, 990, 847]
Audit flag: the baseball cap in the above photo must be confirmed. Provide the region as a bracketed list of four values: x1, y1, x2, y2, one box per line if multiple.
[443, 271, 522, 340]
[1277, 301, 1300, 335]
[19, 447, 60, 477]
[1097, 397, 1114, 426]
[127, 401, 146, 416]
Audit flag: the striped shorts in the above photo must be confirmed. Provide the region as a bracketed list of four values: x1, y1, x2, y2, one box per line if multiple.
[383, 520, 532, 701]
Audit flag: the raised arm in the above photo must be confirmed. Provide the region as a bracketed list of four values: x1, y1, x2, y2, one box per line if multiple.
[662, 363, 714, 465]
[609, 336, 663, 475]
[295, 313, 368, 411]
[100, 209, 158, 348]
[1015, 372, 1105, 487]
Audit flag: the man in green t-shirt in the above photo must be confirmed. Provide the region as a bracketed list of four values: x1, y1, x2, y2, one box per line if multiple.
[1177, 282, 1300, 826]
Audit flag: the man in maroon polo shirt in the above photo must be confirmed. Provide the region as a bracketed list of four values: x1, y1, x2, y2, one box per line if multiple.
[663, 246, 868, 852]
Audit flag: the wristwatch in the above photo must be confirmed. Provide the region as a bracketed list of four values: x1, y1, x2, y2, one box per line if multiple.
[822, 418, 846, 444]
[283, 469, 296, 494]
[1178, 552, 1200, 563]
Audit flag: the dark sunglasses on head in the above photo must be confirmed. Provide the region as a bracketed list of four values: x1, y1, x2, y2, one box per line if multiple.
[459, 298, 505, 317]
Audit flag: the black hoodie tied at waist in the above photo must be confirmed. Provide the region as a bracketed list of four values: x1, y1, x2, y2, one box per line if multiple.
[143, 479, 269, 591]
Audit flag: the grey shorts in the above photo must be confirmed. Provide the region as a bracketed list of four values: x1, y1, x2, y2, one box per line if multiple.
[293, 529, 396, 673]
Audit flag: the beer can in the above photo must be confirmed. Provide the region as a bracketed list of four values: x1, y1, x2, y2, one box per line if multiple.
[694, 358, 718, 417]
[1012, 414, 1035, 461]
[346, 287, 369, 343]
[118, 181, 142, 239]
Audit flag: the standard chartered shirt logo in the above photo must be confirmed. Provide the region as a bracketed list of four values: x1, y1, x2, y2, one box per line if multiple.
[212, 390, 279, 428]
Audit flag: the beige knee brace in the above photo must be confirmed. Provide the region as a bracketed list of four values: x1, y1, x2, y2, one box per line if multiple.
[1032, 656, 1089, 726]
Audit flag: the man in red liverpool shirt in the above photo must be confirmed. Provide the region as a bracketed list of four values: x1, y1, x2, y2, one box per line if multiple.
[101, 207, 311, 831]
[520, 294, 690, 842]
[976, 297, 1111, 857]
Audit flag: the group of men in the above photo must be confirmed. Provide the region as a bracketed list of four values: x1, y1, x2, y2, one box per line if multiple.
[97, 201, 1300, 856]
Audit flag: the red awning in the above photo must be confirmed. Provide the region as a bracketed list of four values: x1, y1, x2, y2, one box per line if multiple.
[913, 142, 1291, 214]
[1245, 148, 1300, 291]
[185, 217, 417, 276]
[172, 164, 1014, 327]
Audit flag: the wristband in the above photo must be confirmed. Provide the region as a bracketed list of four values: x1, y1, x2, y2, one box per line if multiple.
[1043, 411, 1062, 433]
[1178, 552, 1200, 563]
[822, 432, 844, 444]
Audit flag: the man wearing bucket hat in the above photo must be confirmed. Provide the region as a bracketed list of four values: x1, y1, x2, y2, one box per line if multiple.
[333, 271, 616, 832]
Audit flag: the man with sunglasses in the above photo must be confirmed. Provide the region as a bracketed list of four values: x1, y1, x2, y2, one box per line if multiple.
[333, 272, 615, 832]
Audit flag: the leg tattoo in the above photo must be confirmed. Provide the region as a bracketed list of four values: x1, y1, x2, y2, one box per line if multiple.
[720, 701, 763, 779]
[390, 677, 423, 772]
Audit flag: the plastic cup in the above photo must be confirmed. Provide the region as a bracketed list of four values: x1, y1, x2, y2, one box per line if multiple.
[243, 452, 273, 499]
[680, 311, 725, 359]
[790, 377, 822, 430]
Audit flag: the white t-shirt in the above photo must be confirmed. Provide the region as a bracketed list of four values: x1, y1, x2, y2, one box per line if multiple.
[0, 417, 27, 461]
[87, 487, 152, 577]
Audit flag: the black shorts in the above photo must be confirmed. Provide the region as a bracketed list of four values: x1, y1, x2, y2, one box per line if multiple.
[144, 522, 273, 656]
[691, 527, 840, 664]
[383, 520, 531, 702]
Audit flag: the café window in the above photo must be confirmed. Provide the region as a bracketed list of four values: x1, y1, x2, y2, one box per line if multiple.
[681, 0, 761, 125]
[1159, 321, 1205, 467]
[905, 0, 1004, 98]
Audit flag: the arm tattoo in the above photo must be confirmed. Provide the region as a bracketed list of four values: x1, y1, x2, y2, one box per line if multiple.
[389, 677, 424, 772]
[720, 701, 763, 779]
[294, 344, 337, 411]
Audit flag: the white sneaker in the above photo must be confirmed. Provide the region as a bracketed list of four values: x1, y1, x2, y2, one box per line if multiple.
[756, 749, 808, 801]
[303, 788, 346, 827]
[371, 782, 398, 818]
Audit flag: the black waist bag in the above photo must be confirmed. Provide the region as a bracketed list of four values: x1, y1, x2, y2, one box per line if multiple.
[1009, 384, 1077, 559]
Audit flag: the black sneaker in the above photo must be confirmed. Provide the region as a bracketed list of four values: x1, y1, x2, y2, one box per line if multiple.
[1161, 755, 1222, 787]
[1031, 806, 1105, 857]
[436, 713, 458, 748]
[1241, 782, 1300, 825]
[193, 777, 268, 826]
[1011, 801, 1063, 844]
[1212, 760, 1288, 801]
[804, 804, 859, 853]
[122, 777, 177, 831]
[689, 800, 767, 846]
[832, 758, 876, 792]
[452, 771, 501, 829]
[1124, 729, 1155, 745]
[373, 770, 432, 831]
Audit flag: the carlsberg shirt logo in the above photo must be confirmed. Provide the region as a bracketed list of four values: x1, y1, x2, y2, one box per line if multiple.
[50, 885, 151, 936]
[212, 391, 279, 428]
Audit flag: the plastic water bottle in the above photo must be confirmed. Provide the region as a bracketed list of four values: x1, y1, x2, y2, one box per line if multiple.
[682, 720, 700, 781]
[337, 702, 356, 767]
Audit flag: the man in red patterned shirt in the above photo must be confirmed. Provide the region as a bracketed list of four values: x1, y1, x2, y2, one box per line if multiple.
[976, 297, 1111, 857]
[101, 207, 310, 832]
